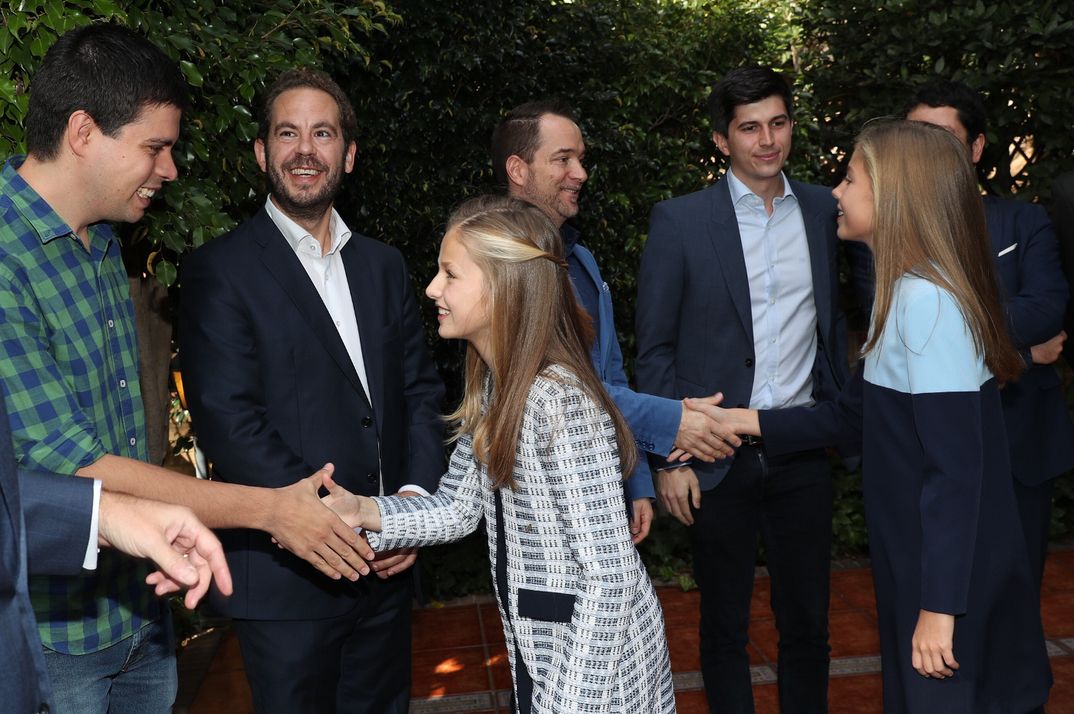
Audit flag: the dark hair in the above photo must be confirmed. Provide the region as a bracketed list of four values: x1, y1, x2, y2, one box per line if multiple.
[257, 68, 357, 146]
[903, 80, 987, 144]
[490, 99, 577, 187]
[708, 66, 793, 137]
[25, 23, 188, 160]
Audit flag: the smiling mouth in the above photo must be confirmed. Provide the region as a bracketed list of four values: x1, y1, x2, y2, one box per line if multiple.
[290, 168, 321, 177]
[136, 187, 156, 199]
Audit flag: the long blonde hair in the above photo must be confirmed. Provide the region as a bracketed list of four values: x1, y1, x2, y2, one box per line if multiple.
[443, 195, 637, 488]
[859, 120, 1022, 382]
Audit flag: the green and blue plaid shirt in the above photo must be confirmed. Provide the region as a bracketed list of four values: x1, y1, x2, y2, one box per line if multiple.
[0, 156, 159, 654]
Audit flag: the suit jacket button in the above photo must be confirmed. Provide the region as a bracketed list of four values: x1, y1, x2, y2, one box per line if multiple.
[361, 416, 372, 428]
[744, 357, 754, 368]
[367, 472, 378, 484]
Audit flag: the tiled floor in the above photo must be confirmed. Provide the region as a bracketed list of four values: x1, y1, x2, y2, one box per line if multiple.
[183, 550, 1074, 713]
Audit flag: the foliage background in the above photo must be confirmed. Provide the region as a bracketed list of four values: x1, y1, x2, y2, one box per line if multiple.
[3, 0, 1073, 598]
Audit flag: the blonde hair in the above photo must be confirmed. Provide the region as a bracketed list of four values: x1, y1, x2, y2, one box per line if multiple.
[442, 195, 636, 489]
[858, 120, 1022, 382]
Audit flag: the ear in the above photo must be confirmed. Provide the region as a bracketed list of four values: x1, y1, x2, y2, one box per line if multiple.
[713, 131, 731, 158]
[254, 138, 268, 173]
[65, 110, 97, 158]
[505, 154, 529, 189]
[969, 133, 985, 164]
[343, 140, 357, 174]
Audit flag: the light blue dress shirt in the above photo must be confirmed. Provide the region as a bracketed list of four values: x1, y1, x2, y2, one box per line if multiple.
[726, 168, 817, 410]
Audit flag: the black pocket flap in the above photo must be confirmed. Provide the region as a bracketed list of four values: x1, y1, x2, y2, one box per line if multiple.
[517, 588, 575, 623]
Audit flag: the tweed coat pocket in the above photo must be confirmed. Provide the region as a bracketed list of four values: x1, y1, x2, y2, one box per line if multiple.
[517, 588, 576, 623]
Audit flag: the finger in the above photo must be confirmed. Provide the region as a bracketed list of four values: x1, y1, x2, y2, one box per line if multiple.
[942, 647, 959, 671]
[182, 555, 214, 609]
[146, 571, 182, 597]
[198, 536, 234, 597]
[319, 463, 339, 491]
[666, 448, 688, 463]
[912, 650, 924, 676]
[149, 547, 200, 588]
[321, 541, 364, 581]
[689, 478, 702, 511]
[378, 551, 418, 579]
[672, 490, 694, 526]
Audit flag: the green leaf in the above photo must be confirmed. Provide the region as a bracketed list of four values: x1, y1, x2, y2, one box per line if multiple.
[179, 60, 204, 87]
[155, 259, 177, 287]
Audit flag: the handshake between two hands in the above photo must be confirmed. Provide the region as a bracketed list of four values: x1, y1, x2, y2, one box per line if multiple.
[668, 392, 759, 463]
[268, 464, 414, 584]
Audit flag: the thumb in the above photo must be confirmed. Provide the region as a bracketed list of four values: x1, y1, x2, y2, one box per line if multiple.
[152, 550, 199, 587]
[688, 392, 723, 407]
[314, 463, 336, 489]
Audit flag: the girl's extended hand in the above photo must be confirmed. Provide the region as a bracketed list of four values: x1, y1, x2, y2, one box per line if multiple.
[911, 609, 959, 678]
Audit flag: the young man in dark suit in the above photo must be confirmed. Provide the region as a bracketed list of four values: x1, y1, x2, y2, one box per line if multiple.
[636, 66, 847, 713]
[179, 70, 445, 713]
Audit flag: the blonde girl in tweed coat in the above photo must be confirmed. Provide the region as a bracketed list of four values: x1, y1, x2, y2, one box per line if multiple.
[323, 195, 675, 713]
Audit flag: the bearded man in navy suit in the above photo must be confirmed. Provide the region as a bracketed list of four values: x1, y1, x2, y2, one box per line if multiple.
[636, 66, 848, 713]
[179, 69, 444, 714]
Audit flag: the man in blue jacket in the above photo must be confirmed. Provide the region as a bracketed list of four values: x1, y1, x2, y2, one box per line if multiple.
[491, 100, 739, 543]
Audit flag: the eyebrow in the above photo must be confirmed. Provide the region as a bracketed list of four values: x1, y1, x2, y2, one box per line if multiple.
[143, 138, 175, 147]
[274, 121, 339, 132]
[736, 114, 790, 126]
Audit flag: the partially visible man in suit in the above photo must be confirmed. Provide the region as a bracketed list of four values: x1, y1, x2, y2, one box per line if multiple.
[490, 100, 740, 543]
[1047, 170, 1074, 367]
[904, 81, 1074, 591]
[179, 69, 445, 714]
[636, 66, 847, 713]
[2, 388, 233, 714]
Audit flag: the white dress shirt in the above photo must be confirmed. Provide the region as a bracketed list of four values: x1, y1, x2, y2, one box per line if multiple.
[264, 198, 427, 497]
[727, 169, 818, 410]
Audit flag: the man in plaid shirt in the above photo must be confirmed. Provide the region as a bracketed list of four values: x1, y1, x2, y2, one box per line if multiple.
[0, 24, 374, 713]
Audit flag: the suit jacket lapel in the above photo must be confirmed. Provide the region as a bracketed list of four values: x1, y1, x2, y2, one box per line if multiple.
[253, 209, 370, 405]
[574, 247, 613, 377]
[794, 181, 834, 342]
[707, 181, 754, 341]
[341, 240, 383, 418]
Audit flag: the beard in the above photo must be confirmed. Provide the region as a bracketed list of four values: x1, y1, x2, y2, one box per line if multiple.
[265, 148, 346, 223]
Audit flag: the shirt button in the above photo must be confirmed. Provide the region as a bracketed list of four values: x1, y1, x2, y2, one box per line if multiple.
[107, 319, 115, 328]
[129, 437, 137, 446]
[361, 416, 372, 428]
[119, 379, 127, 388]
[744, 358, 754, 368]
[366, 472, 378, 484]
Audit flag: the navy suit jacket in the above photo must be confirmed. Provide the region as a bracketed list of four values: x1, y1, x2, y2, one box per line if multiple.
[762, 197, 1074, 487]
[636, 178, 847, 491]
[568, 238, 680, 501]
[179, 208, 445, 620]
[1, 392, 93, 714]
[1048, 171, 1074, 367]
[985, 196, 1074, 485]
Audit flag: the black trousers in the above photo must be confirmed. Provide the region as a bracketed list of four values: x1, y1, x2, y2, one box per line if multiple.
[691, 446, 833, 714]
[233, 578, 413, 714]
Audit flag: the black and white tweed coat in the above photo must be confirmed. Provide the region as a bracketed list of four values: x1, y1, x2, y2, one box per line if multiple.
[368, 366, 675, 712]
